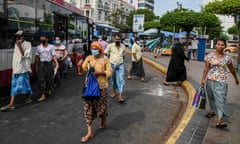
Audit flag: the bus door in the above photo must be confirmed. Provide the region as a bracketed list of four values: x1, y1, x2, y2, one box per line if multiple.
[54, 14, 68, 45]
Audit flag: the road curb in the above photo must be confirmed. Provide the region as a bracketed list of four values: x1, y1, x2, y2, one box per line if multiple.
[126, 50, 196, 143]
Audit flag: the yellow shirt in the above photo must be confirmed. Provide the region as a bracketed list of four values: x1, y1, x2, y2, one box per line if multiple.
[131, 42, 142, 61]
[82, 55, 112, 89]
[104, 43, 126, 65]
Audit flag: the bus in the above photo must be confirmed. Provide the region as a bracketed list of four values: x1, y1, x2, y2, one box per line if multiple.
[94, 23, 120, 42]
[0, 0, 93, 87]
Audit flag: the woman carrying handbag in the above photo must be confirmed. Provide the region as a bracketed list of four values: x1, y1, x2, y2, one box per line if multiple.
[80, 41, 112, 142]
[201, 39, 239, 129]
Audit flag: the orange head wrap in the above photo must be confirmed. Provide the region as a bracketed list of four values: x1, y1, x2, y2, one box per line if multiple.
[90, 41, 104, 54]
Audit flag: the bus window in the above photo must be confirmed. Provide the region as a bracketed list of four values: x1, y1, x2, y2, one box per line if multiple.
[35, 1, 54, 44]
[0, 0, 9, 49]
[0, 0, 3, 13]
[6, 0, 36, 47]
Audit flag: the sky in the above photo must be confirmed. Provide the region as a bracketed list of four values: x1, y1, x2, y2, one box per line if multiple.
[154, 0, 203, 16]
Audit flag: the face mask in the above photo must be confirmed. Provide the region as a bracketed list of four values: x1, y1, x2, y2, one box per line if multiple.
[115, 41, 120, 46]
[55, 40, 61, 44]
[91, 49, 100, 56]
[41, 40, 47, 45]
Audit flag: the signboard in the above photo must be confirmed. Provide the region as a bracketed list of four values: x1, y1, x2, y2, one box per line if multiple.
[133, 14, 144, 32]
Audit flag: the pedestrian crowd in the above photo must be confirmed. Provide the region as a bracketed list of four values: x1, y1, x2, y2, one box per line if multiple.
[1, 30, 239, 142]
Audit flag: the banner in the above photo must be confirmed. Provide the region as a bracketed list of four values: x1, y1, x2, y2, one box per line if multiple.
[133, 14, 144, 32]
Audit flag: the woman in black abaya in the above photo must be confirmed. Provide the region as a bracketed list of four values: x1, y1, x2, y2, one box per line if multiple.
[163, 42, 189, 85]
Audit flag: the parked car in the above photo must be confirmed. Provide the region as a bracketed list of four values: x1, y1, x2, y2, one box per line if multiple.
[224, 46, 238, 53]
[160, 48, 172, 56]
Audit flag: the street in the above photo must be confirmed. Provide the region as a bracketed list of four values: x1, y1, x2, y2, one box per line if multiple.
[0, 56, 187, 144]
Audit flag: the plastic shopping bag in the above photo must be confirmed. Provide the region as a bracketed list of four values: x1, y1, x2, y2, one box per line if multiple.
[192, 86, 206, 109]
[83, 72, 101, 99]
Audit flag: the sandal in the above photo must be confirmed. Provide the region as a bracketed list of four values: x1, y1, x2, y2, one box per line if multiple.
[216, 122, 227, 129]
[80, 134, 94, 143]
[163, 81, 169, 85]
[140, 78, 148, 82]
[100, 119, 107, 129]
[118, 97, 125, 103]
[127, 77, 132, 80]
[206, 112, 215, 118]
[111, 93, 116, 98]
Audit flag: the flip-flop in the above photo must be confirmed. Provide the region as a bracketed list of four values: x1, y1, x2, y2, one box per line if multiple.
[163, 81, 169, 85]
[111, 94, 116, 98]
[140, 78, 148, 82]
[80, 134, 94, 143]
[118, 98, 125, 103]
[216, 122, 227, 129]
[206, 112, 215, 118]
[127, 77, 132, 80]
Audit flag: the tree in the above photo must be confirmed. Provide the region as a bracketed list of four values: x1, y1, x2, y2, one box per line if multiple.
[144, 21, 161, 30]
[160, 10, 199, 35]
[228, 25, 238, 35]
[160, 10, 222, 39]
[126, 9, 157, 29]
[204, 0, 240, 15]
[108, 8, 131, 32]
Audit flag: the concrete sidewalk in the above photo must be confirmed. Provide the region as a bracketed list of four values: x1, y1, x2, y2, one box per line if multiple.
[143, 52, 240, 144]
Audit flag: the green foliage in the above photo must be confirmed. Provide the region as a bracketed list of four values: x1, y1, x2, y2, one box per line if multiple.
[144, 21, 161, 30]
[160, 10, 200, 33]
[108, 8, 130, 32]
[219, 33, 229, 40]
[204, 0, 240, 15]
[228, 25, 239, 34]
[126, 9, 157, 28]
[160, 10, 222, 38]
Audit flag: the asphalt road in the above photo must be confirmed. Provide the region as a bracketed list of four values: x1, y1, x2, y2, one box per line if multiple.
[0, 56, 187, 144]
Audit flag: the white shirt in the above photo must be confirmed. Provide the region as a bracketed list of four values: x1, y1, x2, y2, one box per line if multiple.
[12, 41, 32, 74]
[55, 44, 66, 59]
[191, 39, 199, 50]
[36, 44, 56, 62]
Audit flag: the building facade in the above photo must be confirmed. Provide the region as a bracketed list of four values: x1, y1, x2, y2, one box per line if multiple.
[69, 0, 135, 26]
[137, 0, 154, 10]
[122, 0, 154, 11]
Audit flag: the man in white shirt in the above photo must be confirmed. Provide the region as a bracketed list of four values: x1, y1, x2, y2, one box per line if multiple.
[191, 36, 199, 60]
[1, 30, 33, 111]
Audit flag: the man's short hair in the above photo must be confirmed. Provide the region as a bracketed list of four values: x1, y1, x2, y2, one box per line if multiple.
[40, 33, 49, 39]
[114, 34, 121, 38]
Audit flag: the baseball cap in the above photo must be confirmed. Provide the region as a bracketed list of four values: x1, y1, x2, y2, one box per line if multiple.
[15, 30, 24, 36]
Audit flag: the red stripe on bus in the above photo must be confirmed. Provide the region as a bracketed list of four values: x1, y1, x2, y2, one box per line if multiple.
[0, 64, 35, 87]
[0, 69, 12, 87]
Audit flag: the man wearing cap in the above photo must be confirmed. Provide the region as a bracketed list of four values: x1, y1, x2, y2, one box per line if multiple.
[1, 30, 33, 111]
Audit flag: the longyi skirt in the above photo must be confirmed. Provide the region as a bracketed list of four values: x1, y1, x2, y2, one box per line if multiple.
[129, 58, 145, 78]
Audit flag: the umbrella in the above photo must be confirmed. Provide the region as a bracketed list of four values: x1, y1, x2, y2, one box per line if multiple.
[146, 38, 160, 51]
